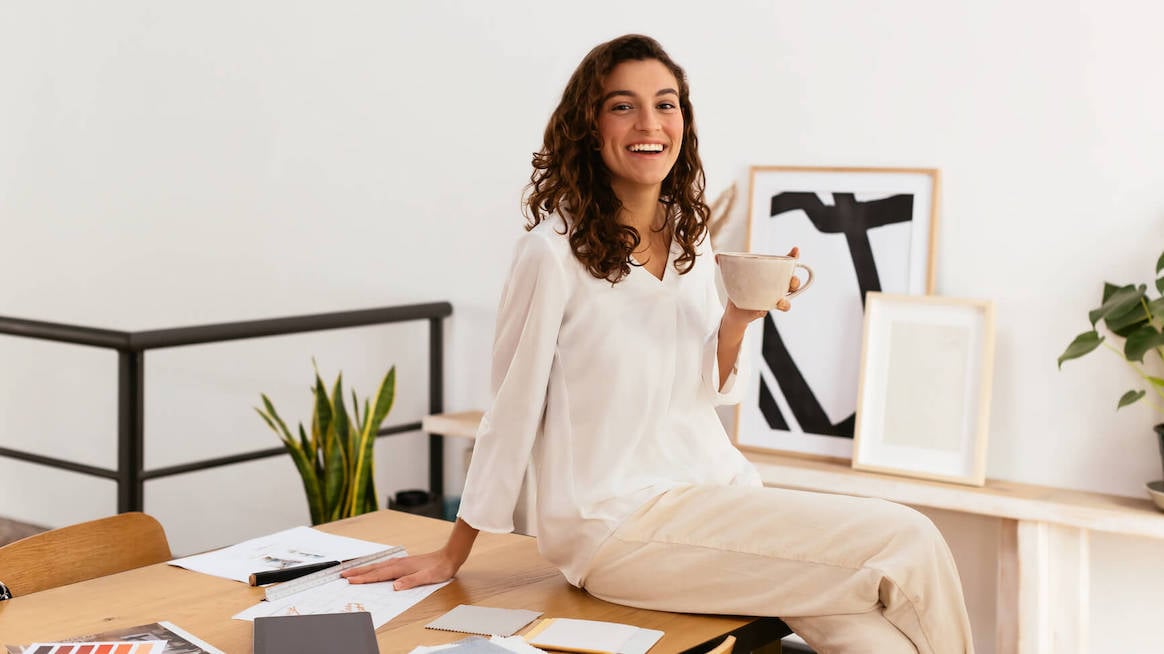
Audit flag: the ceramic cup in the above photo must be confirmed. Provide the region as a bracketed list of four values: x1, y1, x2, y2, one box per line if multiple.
[716, 252, 815, 311]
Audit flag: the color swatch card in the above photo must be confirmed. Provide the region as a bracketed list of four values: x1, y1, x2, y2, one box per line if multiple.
[426, 605, 543, 637]
[5, 622, 223, 654]
[523, 618, 664, 654]
[18, 643, 164, 654]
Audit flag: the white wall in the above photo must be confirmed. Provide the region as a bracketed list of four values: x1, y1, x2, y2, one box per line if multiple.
[2, 1, 1162, 651]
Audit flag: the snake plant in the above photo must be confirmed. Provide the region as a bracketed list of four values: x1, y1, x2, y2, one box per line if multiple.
[256, 362, 396, 525]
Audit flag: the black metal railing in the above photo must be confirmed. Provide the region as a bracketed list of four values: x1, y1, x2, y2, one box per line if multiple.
[0, 302, 452, 513]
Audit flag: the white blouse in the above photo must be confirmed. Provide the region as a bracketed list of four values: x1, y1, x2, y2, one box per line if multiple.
[457, 214, 762, 586]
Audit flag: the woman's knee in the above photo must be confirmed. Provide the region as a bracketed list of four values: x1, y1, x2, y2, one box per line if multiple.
[873, 501, 948, 557]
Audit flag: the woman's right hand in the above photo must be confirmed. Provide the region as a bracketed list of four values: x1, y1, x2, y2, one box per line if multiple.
[341, 549, 460, 590]
[342, 517, 480, 590]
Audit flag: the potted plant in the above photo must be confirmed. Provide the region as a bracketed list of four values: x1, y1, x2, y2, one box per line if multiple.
[1058, 250, 1164, 507]
[256, 362, 396, 525]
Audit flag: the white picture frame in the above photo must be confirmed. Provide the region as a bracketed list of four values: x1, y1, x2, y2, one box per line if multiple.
[732, 166, 939, 461]
[852, 293, 995, 486]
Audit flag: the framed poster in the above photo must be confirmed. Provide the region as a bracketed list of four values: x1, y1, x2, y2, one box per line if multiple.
[852, 293, 994, 485]
[733, 166, 939, 460]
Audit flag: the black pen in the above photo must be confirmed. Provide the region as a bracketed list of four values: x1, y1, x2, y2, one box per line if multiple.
[248, 560, 340, 586]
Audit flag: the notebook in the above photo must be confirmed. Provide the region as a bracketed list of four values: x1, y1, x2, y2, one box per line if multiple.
[426, 605, 543, 637]
[253, 612, 378, 654]
[523, 618, 664, 654]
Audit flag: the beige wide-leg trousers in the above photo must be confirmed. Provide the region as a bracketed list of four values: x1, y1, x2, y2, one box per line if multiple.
[581, 485, 974, 654]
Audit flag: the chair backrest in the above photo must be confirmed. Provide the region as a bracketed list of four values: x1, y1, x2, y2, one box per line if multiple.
[707, 635, 737, 654]
[0, 512, 171, 598]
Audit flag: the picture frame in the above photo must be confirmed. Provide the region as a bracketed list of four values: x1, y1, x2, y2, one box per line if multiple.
[732, 166, 939, 461]
[852, 293, 995, 486]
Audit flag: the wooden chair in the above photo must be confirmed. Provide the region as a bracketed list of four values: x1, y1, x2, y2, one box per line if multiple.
[707, 635, 737, 654]
[0, 512, 171, 598]
[698, 633, 735, 651]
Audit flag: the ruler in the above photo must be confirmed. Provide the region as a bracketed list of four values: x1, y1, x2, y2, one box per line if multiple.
[263, 545, 406, 601]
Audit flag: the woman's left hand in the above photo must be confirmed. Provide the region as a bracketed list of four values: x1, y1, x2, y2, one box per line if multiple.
[722, 301, 767, 333]
[774, 246, 802, 312]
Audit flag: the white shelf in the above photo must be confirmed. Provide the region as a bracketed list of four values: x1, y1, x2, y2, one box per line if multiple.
[744, 450, 1164, 540]
[424, 410, 1163, 538]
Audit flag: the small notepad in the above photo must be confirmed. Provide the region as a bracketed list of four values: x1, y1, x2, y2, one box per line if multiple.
[426, 605, 544, 637]
[523, 618, 664, 654]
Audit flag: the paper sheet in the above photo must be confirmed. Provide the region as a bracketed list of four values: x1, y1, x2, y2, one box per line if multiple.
[169, 526, 388, 583]
[233, 576, 449, 628]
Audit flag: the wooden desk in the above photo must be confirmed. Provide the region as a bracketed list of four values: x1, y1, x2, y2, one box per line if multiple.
[0, 510, 787, 653]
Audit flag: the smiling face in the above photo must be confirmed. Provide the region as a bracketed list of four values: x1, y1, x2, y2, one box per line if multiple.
[596, 58, 684, 198]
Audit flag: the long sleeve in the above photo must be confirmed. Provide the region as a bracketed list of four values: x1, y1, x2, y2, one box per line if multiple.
[699, 240, 744, 405]
[457, 231, 569, 533]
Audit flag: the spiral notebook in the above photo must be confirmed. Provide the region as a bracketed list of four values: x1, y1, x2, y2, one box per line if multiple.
[425, 605, 543, 637]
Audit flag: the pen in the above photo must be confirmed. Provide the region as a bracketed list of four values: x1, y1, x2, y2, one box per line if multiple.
[248, 560, 340, 586]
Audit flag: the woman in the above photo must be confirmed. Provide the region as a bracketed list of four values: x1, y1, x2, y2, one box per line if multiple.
[345, 34, 974, 654]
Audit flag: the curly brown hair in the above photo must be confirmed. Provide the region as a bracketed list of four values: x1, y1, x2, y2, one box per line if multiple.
[524, 34, 710, 283]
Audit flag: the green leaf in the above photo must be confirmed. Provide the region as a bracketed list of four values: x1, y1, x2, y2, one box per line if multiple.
[345, 368, 394, 512]
[323, 419, 348, 523]
[1058, 330, 1104, 368]
[364, 366, 397, 440]
[350, 389, 362, 431]
[330, 374, 351, 461]
[360, 478, 379, 515]
[254, 407, 281, 439]
[259, 395, 295, 443]
[1089, 284, 1146, 327]
[1118, 389, 1146, 409]
[1105, 302, 1151, 337]
[1100, 282, 1122, 303]
[1156, 249, 1164, 293]
[310, 371, 331, 458]
[297, 422, 311, 459]
[345, 367, 395, 518]
[282, 431, 324, 525]
[1148, 297, 1164, 323]
[1123, 324, 1164, 362]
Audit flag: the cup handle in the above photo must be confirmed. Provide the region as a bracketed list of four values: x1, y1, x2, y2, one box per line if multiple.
[786, 263, 814, 299]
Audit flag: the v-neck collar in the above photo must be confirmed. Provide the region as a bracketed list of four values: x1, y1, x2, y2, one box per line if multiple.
[629, 236, 679, 285]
